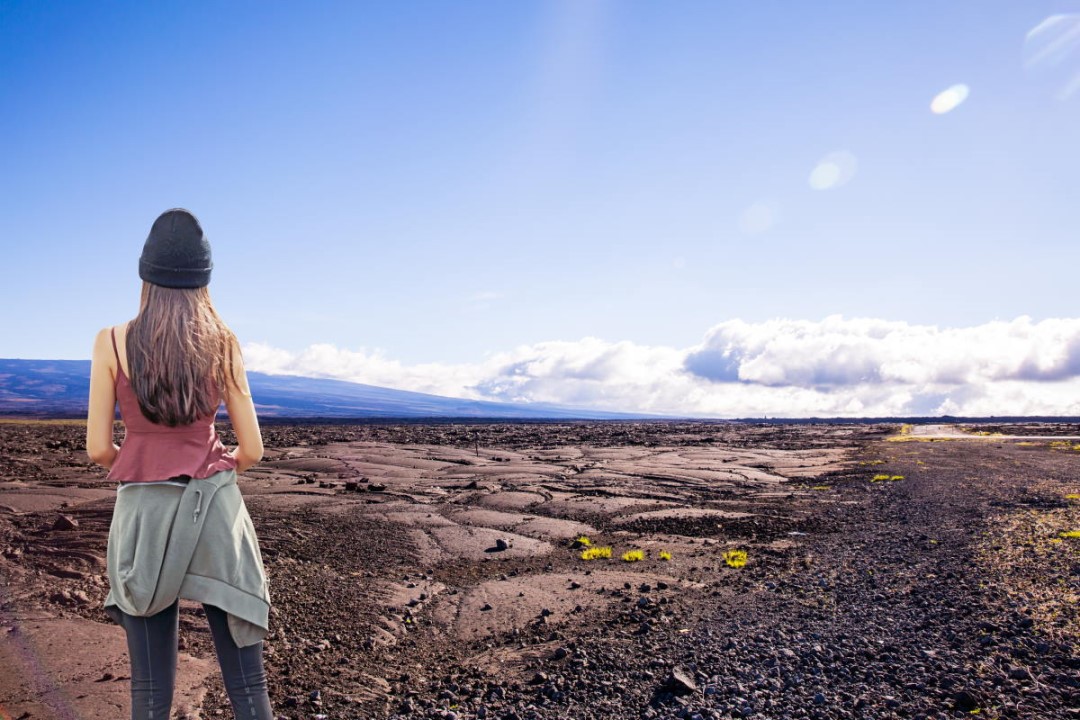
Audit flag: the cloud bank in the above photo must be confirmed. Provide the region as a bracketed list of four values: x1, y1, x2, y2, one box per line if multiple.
[242, 316, 1080, 418]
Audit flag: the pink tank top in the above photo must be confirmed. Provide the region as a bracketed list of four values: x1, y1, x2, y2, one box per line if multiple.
[106, 327, 238, 483]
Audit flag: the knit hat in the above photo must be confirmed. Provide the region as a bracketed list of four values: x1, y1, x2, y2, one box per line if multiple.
[138, 209, 213, 288]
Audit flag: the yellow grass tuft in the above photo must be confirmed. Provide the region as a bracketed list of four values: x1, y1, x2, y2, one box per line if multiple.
[658, 549, 672, 561]
[621, 549, 645, 562]
[1059, 530, 1080, 540]
[580, 546, 612, 560]
[722, 550, 748, 568]
[811, 485, 831, 491]
[575, 535, 592, 546]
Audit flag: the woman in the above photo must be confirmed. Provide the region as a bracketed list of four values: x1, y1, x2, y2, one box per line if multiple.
[86, 208, 274, 720]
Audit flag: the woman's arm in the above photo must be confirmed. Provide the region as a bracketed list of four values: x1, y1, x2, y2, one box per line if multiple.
[86, 328, 120, 468]
[224, 341, 264, 473]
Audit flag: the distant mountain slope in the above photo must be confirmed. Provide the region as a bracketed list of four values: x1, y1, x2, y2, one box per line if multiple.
[0, 359, 650, 419]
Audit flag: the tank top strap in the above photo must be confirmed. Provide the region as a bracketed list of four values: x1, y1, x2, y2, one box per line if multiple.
[110, 326, 121, 367]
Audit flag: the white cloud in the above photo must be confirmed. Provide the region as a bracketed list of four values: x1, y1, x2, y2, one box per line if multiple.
[242, 342, 486, 399]
[242, 315, 1080, 418]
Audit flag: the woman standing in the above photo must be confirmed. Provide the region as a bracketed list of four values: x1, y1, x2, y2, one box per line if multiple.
[87, 208, 274, 719]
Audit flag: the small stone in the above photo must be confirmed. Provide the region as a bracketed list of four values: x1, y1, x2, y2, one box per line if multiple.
[52, 514, 78, 531]
[480, 602, 493, 611]
[953, 690, 979, 712]
[494, 538, 510, 551]
[667, 666, 697, 694]
[1008, 666, 1031, 681]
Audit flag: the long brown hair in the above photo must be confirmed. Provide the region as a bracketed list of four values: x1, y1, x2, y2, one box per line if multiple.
[126, 281, 239, 426]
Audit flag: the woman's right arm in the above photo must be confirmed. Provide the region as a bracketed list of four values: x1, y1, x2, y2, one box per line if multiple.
[224, 341, 264, 473]
[86, 328, 120, 468]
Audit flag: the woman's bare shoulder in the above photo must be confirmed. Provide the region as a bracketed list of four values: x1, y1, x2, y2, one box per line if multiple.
[96, 320, 132, 338]
[93, 321, 134, 371]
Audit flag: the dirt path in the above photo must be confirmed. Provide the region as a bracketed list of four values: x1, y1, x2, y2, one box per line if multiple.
[401, 438, 1079, 719]
[905, 423, 1080, 441]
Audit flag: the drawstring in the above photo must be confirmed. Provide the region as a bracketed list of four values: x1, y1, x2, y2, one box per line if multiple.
[193, 488, 203, 524]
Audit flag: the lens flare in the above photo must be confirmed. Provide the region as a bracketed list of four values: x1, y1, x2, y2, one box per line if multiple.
[1024, 14, 1080, 100]
[808, 151, 858, 191]
[930, 84, 970, 114]
[739, 200, 780, 234]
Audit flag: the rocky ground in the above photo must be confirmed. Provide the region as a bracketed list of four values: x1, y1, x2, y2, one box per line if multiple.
[0, 421, 1078, 719]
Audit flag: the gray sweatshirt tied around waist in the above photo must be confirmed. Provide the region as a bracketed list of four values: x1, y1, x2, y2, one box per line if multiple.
[103, 468, 272, 647]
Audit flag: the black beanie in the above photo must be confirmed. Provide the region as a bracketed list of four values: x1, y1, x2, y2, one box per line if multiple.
[138, 209, 213, 288]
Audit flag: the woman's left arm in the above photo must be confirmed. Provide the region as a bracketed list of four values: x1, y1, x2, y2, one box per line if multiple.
[86, 328, 120, 468]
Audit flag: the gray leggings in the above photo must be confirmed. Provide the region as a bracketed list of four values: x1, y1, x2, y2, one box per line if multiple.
[117, 598, 273, 720]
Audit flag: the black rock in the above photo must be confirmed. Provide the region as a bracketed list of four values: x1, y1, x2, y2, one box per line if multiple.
[667, 666, 698, 695]
[52, 514, 78, 531]
[953, 690, 979, 712]
[1008, 666, 1032, 681]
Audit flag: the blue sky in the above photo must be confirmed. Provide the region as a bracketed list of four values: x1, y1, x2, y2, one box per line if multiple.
[4, 1, 1080, 415]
